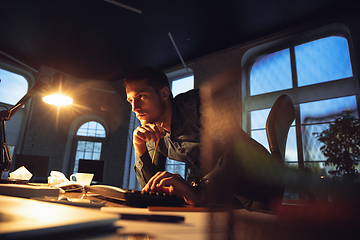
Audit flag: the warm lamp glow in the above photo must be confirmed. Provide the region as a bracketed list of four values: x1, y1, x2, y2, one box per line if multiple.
[42, 94, 73, 106]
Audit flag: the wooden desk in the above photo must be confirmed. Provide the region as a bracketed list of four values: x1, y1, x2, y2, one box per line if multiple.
[7, 188, 358, 240]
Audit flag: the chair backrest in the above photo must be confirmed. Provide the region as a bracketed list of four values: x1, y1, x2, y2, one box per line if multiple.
[266, 94, 295, 163]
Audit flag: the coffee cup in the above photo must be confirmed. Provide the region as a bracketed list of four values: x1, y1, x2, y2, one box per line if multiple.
[70, 173, 94, 185]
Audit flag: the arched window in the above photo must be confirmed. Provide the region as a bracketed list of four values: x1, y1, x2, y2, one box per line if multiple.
[242, 24, 359, 176]
[73, 121, 106, 173]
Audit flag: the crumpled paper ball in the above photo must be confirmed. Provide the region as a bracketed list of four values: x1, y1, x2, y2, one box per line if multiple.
[9, 166, 33, 180]
[48, 171, 69, 186]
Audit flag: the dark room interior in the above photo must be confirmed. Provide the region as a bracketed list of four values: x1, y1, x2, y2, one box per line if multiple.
[1, 0, 360, 239]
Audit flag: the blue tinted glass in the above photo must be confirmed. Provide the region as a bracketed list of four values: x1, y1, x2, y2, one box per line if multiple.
[172, 76, 194, 97]
[92, 152, 101, 160]
[94, 142, 102, 152]
[251, 125, 297, 162]
[166, 73, 192, 176]
[251, 108, 270, 130]
[84, 152, 93, 159]
[87, 129, 96, 136]
[295, 36, 352, 86]
[302, 123, 328, 162]
[251, 129, 269, 151]
[85, 142, 94, 151]
[300, 96, 357, 162]
[250, 49, 292, 95]
[88, 121, 97, 129]
[300, 96, 357, 124]
[0, 69, 28, 105]
[77, 121, 106, 137]
[77, 141, 86, 151]
[286, 127, 298, 162]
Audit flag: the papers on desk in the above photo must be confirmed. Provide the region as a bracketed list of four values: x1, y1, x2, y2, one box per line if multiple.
[0, 195, 119, 239]
[0, 183, 60, 198]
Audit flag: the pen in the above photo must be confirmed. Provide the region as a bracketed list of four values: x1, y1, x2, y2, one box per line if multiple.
[152, 122, 163, 164]
[120, 213, 184, 222]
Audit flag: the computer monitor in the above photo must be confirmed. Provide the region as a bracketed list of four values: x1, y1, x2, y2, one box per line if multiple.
[14, 154, 49, 182]
[78, 159, 104, 182]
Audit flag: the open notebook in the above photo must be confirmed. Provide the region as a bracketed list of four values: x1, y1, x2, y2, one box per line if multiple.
[0, 195, 119, 239]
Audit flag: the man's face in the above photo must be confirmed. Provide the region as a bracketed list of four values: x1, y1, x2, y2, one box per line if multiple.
[126, 79, 165, 125]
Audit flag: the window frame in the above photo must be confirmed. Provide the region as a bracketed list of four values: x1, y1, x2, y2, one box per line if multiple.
[166, 68, 194, 179]
[241, 23, 360, 169]
[69, 120, 106, 174]
[0, 61, 36, 159]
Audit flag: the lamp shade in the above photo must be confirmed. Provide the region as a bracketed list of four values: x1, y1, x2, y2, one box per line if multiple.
[42, 73, 73, 106]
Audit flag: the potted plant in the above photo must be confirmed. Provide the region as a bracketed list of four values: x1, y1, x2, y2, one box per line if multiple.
[314, 110, 360, 182]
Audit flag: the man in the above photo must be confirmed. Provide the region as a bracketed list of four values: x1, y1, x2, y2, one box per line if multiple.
[125, 67, 283, 209]
[125, 67, 203, 206]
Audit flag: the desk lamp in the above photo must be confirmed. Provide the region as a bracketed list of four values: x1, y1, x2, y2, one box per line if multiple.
[0, 73, 73, 179]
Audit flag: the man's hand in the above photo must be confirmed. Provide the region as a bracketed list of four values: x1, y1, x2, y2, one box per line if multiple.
[142, 171, 202, 206]
[133, 123, 163, 156]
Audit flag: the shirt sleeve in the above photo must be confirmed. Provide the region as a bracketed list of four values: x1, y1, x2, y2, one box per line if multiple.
[134, 148, 167, 189]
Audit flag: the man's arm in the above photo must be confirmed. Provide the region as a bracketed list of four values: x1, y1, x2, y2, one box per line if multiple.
[134, 149, 166, 188]
[132, 123, 165, 188]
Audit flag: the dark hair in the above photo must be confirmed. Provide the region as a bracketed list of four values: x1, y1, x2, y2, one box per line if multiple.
[124, 67, 171, 95]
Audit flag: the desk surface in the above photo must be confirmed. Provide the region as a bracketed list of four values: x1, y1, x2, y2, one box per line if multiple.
[3, 186, 360, 240]
[70, 191, 218, 240]
[0, 194, 119, 240]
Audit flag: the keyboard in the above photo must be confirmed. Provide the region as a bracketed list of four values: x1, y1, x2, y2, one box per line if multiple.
[84, 185, 185, 207]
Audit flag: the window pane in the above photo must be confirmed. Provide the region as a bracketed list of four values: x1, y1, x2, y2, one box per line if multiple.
[251, 124, 297, 163]
[171, 76, 194, 97]
[87, 128, 96, 136]
[0, 69, 28, 105]
[95, 128, 106, 138]
[300, 96, 357, 124]
[77, 128, 87, 136]
[94, 142, 102, 152]
[165, 75, 194, 177]
[85, 142, 94, 151]
[285, 127, 298, 162]
[77, 121, 106, 138]
[251, 129, 269, 152]
[300, 96, 358, 162]
[302, 123, 328, 162]
[77, 141, 86, 151]
[295, 36, 353, 87]
[74, 121, 105, 173]
[75, 151, 84, 160]
[250, 49, 292, 95]
[251, 108, 270, 130]
[88, 121, 97, 129]
[77, 123, 89, 136]
[92, 152, 101, 160]
[84, 152, 93, 159]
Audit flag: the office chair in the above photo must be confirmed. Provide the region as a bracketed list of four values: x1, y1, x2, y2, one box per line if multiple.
[254, 94, 295, 208]
[266, 94, 295, 163]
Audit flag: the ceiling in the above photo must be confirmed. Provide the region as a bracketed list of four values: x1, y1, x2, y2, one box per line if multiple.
[0, 0, 356, 81]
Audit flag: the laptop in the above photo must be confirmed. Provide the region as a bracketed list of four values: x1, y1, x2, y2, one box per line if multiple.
[0, 195, 119, 239]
